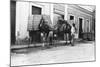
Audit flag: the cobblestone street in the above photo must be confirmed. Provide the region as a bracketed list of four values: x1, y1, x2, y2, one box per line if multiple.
[11, 41, 95, 66]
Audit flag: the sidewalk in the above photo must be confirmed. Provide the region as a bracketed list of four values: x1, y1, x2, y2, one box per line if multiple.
[11, 45, 29, 49]
[11, 39, 94, 50]
[11, 43, 44, 49]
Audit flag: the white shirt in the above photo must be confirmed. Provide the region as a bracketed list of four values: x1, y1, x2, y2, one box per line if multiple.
[71, 26, 75, 34]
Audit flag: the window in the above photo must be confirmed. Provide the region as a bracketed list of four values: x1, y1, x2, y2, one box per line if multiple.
[32, 6, 41, 15]
[70, 15, 74, 20]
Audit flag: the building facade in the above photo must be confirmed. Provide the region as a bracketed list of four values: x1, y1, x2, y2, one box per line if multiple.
[66, 5, 95, 39]
[11, 0, 95, 44]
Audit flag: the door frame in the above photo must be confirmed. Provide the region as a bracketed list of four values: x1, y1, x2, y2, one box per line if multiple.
[11, 1, 16, 44]
[86, 19, 90, 32]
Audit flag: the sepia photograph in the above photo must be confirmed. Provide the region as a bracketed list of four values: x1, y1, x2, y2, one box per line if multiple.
[10, 0, 96, 67]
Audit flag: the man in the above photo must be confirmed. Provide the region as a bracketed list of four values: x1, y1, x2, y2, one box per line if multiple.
[64, 21, 71, 45]
[71, 23, 77, 46]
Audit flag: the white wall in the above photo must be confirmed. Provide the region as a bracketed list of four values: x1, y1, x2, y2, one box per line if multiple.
[40, 3, 54, 24]
[16, 1, 30, 39]
[64, 5, 68, 20]
[16, 2, 54, 39]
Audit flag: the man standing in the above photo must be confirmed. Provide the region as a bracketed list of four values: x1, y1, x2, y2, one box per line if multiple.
[71, 23, 77, 46]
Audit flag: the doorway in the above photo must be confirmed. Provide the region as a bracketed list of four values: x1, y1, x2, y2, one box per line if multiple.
[11, 1, 16, 44]
[79, 18, 83, 38]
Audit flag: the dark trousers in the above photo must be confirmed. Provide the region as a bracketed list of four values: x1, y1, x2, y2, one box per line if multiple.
[71, 34, 75, 46]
